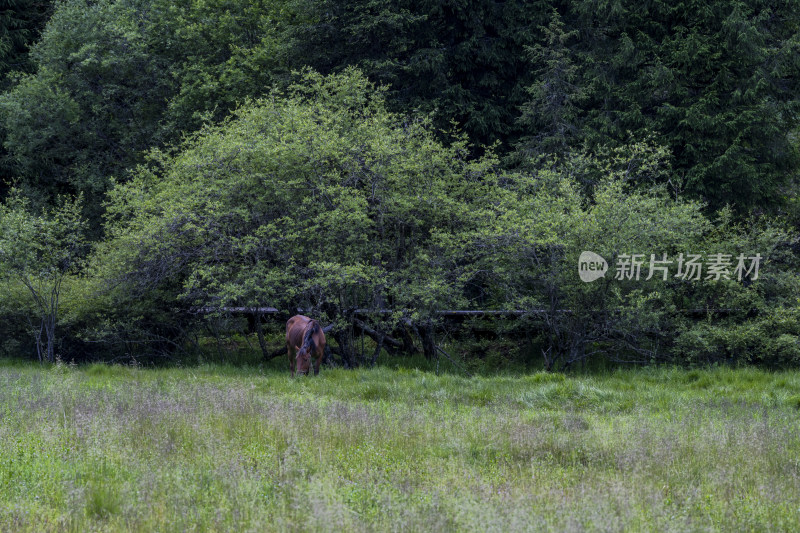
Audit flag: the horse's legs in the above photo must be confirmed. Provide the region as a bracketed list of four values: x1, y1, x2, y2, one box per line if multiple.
[313, 346, 325, 375]
[287, 343, 295, 377]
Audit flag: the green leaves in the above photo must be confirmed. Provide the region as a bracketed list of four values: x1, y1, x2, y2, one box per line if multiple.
[96, 70, 487, 328]
[0, 0, 797, 365]
[0, 0, 293, 229]
[0, 191, 86, 280]
[0, 0, 51, 84]
[286, 0, 541, 149]
[0, 190, 86, 361]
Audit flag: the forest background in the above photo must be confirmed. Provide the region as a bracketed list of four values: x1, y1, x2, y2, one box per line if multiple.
[1, 0, 800, 371]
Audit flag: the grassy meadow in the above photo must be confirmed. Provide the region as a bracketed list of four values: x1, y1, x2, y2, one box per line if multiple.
[1, 361, 799, 532]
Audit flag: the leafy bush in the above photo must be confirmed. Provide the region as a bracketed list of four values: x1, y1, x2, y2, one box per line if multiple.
[82, 68, 800, 368]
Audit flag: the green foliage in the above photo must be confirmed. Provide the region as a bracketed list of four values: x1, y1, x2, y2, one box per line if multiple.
[287, 0, 800, 212]
[1, 1, 799, 367]
[146, 0, 289, 136]
[674, 313, 800, 368]
[84, 69, 800, 368]
[0, 0, 289, 226]
[515, 8, 585, 158]
[2, 0, 798, 223]
[671, 213, 800, 367]
[0, 0, 51, 84]
[0, 0, 52, 194]
[0, 0, 169, 220]
[287, 0, 542, 149]
[515, 0, 800, 212]
[0, 191, 86, 361]
[1, 0, 798, 222]
[96, 69, 494, 337]
[442, 139, 800, 369]
[0, 275, 31, 356]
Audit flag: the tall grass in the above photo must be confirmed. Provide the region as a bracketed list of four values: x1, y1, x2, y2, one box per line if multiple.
[0, 362, 798, 531]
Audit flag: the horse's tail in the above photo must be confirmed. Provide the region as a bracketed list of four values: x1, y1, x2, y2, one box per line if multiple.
[301, 321, 318, 353]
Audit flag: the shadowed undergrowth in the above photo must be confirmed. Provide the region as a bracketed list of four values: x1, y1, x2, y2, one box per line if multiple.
[0, 363, 799, 531]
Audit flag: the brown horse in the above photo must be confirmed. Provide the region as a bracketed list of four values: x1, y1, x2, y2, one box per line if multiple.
[286, 315, 326, 376]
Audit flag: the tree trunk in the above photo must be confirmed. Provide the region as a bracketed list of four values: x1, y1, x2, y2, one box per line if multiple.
[353, 318, 403, 350]
[45, 313, 56, 363]
[399, 321, 417, 355]
[253, 312, 270, 360]
[332, 329, 356, 368]
[419, 321, 436, 361]
[34, 320, 44, 364]
[370, 334, 384, 366]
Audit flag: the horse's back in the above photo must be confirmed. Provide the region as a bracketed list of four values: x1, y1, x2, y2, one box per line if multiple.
[287, 314, 311, 329]
[286, 315, 311, 346]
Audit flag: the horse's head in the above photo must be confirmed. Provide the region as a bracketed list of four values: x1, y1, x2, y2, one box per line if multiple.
[295, 345, 311, 375]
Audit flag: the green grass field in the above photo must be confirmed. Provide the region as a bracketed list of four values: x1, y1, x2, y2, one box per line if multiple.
[1, 362, 799, 532]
